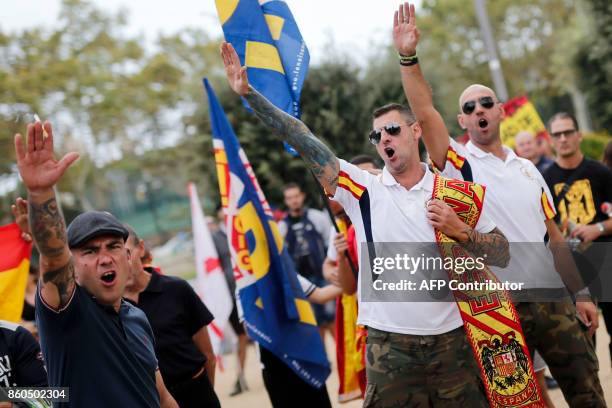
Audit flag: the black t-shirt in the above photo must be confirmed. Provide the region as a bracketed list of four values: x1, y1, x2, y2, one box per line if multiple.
[36, 285, 160, 408]
[21, 300, 35, 322]
[543, 158, 612, 242]
[212, 229, 235, 294]
[130, 271, 214, 386]
[0, 321, 47, 387]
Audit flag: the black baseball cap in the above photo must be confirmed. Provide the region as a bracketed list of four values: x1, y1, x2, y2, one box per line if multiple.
[67, 211, 129, 249]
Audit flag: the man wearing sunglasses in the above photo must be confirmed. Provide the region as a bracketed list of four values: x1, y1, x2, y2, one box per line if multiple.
[393, 2, 606, 406]
[220, 41, 511, 407]
[543, 112, 612, 368]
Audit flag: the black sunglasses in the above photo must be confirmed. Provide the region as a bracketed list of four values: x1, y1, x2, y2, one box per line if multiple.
[550, 129, 577, 139]
[462, 96, 496, 115]
[368, 123, 403, 145]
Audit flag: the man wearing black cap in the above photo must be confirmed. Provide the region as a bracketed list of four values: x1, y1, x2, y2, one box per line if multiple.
[13, 121, 178, 408]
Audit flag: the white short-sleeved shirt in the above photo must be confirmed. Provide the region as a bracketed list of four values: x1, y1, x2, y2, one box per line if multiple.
[440, 138, 563, 288]
[332, 159, 496, 335]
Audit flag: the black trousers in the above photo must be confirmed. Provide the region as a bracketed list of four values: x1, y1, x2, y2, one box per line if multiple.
[168, 371, 221, 408]
[260, 346, 332, 408]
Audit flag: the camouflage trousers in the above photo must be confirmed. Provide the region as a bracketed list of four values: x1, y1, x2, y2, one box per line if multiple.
[364, 326, 489, 408]
[516, 300, 607, 407]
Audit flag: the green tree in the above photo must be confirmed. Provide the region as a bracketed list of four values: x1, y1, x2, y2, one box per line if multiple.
[575, 0, 612, 131]
[0, 0, 225, 216]
[374, 0, 590, 135]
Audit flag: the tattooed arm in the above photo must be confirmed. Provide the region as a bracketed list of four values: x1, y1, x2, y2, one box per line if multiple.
[459, 227, 510, 268]
[426, 199, 510, 267]
[245, 88, 339, 192]
[29, 192, 76, 309]
[14, 121, 79, 310]
[220, 42, 340, 194]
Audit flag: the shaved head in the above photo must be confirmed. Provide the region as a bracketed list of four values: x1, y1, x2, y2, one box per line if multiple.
[514, 131, 535, 144]
[456, 83, 504, 147]
[459, 84, 497, 110]
[514, 131, 538, 161]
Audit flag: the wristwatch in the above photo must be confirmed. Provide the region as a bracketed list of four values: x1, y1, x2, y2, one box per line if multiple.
[596, 222, 605, 233]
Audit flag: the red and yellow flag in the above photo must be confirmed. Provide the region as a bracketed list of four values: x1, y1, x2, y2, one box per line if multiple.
[0, 223, 33, 322]
[334, 220, 366, 402]
[432, 176, 545, 408]
[500, 96, 549, 148]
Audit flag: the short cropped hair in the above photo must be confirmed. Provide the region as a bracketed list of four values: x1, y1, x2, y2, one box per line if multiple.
[372, 103, 416, 124]
[123, 224, 140, 245]
[349, 154, 378, 168]
[548, 112, 579, 132]
[282, 182, 302, 194]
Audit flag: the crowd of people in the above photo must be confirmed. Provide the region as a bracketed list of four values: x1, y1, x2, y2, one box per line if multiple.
[2, 2, 612, 407]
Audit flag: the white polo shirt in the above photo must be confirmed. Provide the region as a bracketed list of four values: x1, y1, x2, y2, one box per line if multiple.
[440, 138, 563, 288]
[332, 159, 496, 335]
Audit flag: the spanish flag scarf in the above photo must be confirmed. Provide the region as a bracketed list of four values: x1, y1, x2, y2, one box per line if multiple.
[432, 175, 544, 408]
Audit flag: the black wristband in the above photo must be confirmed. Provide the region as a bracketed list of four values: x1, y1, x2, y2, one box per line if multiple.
[398, 53, 418, 66]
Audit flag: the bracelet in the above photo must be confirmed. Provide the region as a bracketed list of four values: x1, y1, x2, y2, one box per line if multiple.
[399, 53, 419, 66]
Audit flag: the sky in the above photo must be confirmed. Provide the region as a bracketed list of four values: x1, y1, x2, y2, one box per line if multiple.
[0, 0, 422, 194]
[0, 0, 421, 64]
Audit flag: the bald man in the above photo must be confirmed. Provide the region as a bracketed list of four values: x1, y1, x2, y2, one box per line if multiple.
[514, 131, 553, 173]
[393, 3, 606, 406]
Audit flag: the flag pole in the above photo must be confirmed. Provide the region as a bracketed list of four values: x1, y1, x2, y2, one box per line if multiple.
[308, 169, 358, 278]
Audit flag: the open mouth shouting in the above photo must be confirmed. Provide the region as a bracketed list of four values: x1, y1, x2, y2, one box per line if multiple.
[384, 146, 396, 159]
[100, 270, 117, 287]
[478, 118, 488, 129]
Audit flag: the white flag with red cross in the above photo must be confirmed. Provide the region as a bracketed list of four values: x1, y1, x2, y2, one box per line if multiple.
[189, 182, 233, 358]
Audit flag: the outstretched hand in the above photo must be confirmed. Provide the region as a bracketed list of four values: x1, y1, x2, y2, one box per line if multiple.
[14, 121, 79, 193]
[220, 42, 249, 96]
[393, 2, 420, 56]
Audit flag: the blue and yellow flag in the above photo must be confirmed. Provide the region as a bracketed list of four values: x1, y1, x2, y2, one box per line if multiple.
[203, 79, 330, 388]
[214, 0, 309, 118]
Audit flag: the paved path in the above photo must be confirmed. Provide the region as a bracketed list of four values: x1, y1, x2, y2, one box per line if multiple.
[215, 315, 611, 407]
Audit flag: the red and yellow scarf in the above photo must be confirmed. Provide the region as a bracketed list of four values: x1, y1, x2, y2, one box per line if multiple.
[432, 175, 544, 408]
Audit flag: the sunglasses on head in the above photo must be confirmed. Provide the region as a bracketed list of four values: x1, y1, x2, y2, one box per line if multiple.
[462, 96, 496, 115]
[368, 123, 403, 145]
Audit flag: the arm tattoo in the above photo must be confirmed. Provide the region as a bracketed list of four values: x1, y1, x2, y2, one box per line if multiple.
[245, 86, 339, 189]
[29, 198, 67, 258]
[29, 197, 75, 305]
[461, 227, 510, 268]
[42, 262, 76, 307]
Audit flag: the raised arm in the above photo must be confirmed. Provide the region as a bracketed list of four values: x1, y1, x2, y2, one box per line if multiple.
[220, 42, 340, 194]
[393, 2, 449, 169]
[14, 121, 79, 310]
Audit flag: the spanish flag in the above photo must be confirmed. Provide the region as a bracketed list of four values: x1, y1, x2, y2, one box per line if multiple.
[0, 223, 32, 322]
[500, 95, 549, 148]
[334, 223, 366, 402]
